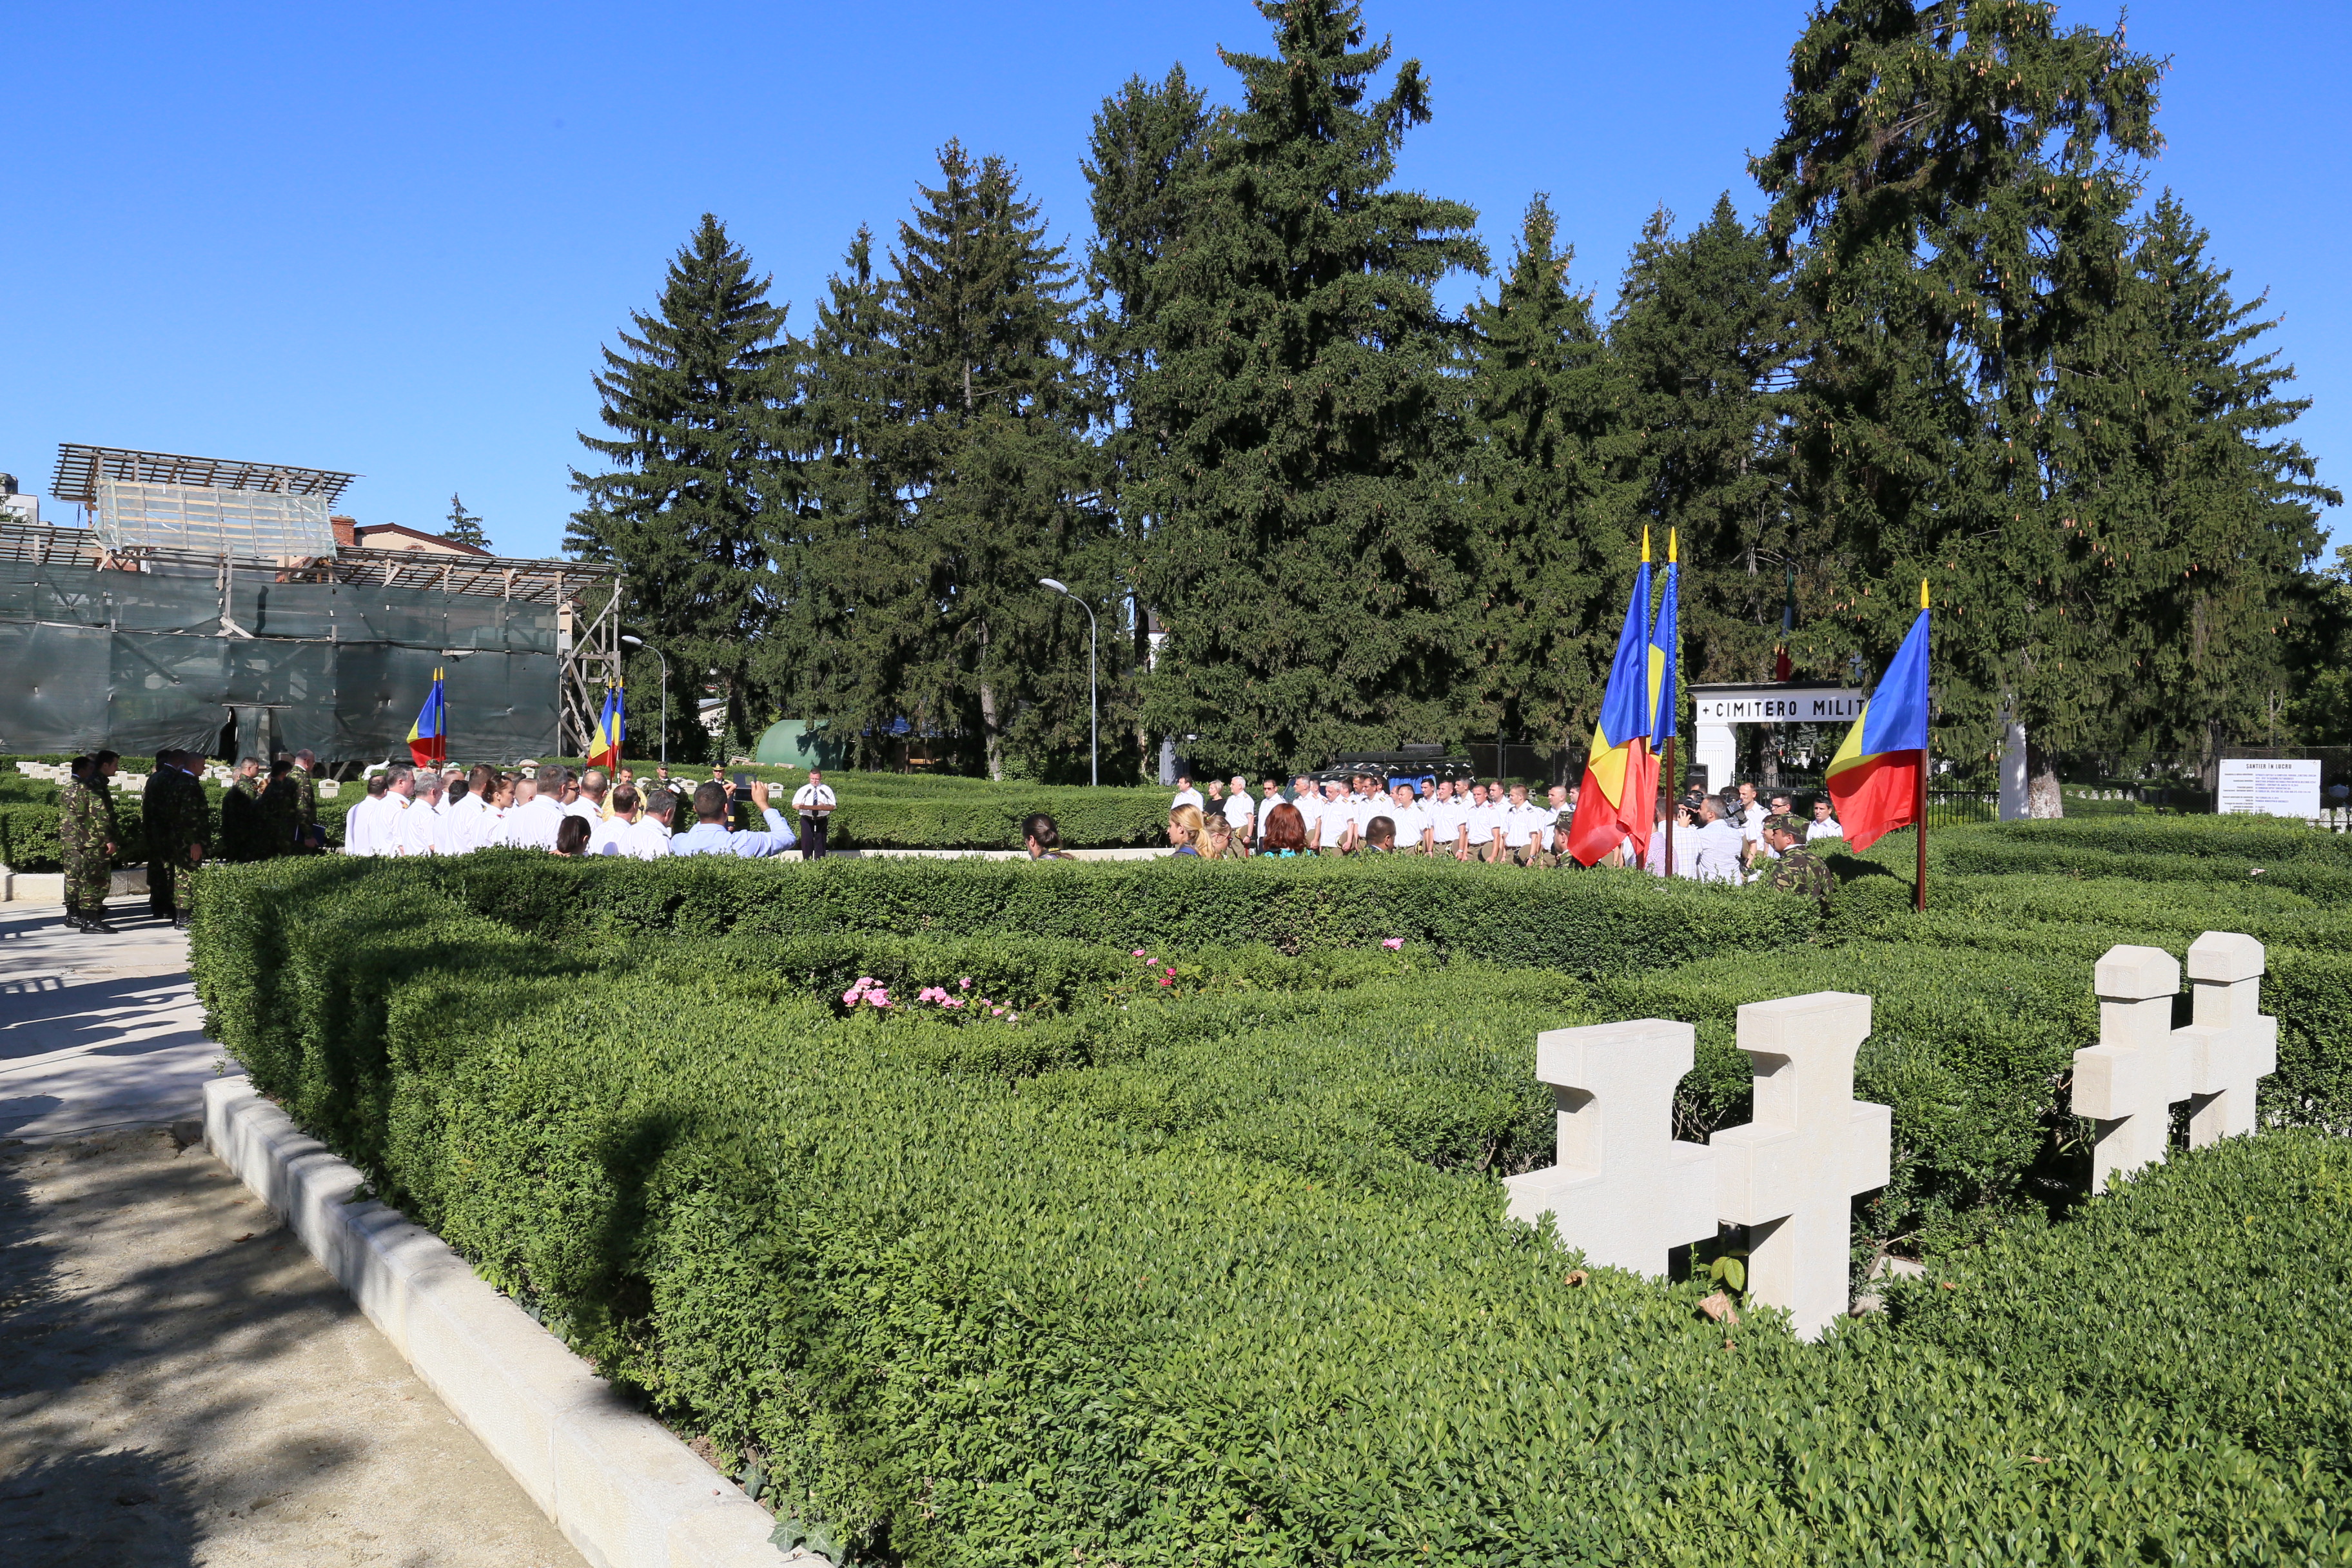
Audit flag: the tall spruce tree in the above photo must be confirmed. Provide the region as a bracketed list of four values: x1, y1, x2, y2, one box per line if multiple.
[776, 150, 1115, 780]
[1084, 66, 1215, 754]
[1610, 197, 1800, 685]
[1457, 196, 1640, 770]
[890, 142, 1114, 779]
[571, 213, 789, 756]
[1754, 0, 2164, 812]
[2048, 192, 2337, 778]
[1125, 0, 1487, 774]
[764, 226, 918, 769]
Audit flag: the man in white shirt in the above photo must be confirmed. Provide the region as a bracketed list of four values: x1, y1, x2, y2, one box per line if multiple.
[441, 765, 496, 854]
[1807, 798, 1845, 843]
[570, 768, 609, 827]
[343, 774, 389, 856]
[1384, 783, 1432, 854]
[1500, 784, 1547, 866]
[1464, 783, 1504, 863]
[1170, 773, 1203, 814]
[1752, 792, 1796, 864]
[1539, 784, 1571, 860]
[591, 785, 670, 859]
[507, 776, 566, 850]
[406, 772, 450, 856]
[1313, 780, 1348, 854]
[791, 769, 838, 859]
[1222, 776, 1255, 847]
[1259, 779, 1294, 840]
[1424, 781, 1465, 859]
[1692, 794, 1747, 884]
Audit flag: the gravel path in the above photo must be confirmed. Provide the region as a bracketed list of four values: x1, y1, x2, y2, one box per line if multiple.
[0, 1123, 585, 1567]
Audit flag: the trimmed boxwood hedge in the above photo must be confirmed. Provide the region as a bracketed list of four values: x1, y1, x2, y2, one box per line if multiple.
[190, 856, 2352, 1565]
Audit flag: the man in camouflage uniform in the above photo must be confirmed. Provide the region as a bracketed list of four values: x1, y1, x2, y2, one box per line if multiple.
[1760, 814, 1834, 906]
[291, 749, 322, 852]
[148, 750, 212, 928]
[61, 751, 122, 934]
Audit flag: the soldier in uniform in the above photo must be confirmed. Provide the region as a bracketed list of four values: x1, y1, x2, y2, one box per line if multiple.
[220, 756, 263, 861]
[150, 750, 211, 928]
[142, 750, 183, 921]
[290, 749, 322, 852]
[257, 757, 300, 858]
[61, 751, 122, 933]
[1759, 813, 1834, 905]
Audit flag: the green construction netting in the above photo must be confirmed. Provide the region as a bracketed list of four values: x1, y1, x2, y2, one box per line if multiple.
[0, 564, 562, 761]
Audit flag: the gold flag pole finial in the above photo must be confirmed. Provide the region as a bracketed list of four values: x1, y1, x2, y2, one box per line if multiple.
[1920, 578, 1930, 609]
[1668, 528, 1677, 565]
[1641, 525, 1651, 564]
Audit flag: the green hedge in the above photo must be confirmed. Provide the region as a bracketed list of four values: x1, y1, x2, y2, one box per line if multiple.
[190, 859, 2352, 1565]
[426, 851, 1823, 975]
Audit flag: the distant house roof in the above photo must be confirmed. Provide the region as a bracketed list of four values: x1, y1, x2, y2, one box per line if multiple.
[349, 521, 492, 558]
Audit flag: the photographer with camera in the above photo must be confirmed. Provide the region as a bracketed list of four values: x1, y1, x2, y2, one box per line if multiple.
[669, 779, 797, 858]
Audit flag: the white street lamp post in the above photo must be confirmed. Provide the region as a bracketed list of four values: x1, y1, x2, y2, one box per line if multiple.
[618, 635, 669, 769]
[1037, 578, 1097, 787]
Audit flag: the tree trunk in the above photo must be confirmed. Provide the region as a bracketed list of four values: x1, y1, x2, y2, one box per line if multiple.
[975, 620, 1004, 781]
[2024, 738, 2065, 819]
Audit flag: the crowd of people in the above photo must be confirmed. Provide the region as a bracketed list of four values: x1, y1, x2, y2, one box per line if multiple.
[338, 760, 808, 861]
[1157, 771, 1844, 897]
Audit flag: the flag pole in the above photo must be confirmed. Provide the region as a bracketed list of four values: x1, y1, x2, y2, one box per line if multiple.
[1663, 733, 1676, 877]
[1914, 580, 1929, 913]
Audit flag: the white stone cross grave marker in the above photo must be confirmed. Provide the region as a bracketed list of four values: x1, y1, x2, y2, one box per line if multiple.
[1710, 992, 1893, 1342]
[1502, 1019, 1716, 1278]
[2179, 932, 2276, 1148]
[2072, 945, 2179, 1195]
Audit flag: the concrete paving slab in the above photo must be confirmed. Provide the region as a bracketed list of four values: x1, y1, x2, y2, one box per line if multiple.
[0, 899, 229, 1142]
[0, 1124, 585, 1567]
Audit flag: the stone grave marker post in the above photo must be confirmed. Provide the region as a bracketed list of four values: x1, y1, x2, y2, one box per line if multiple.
[1502, 1019, 1718, 1278]
[2179, 932, 2277, 1147]
[2072, 945, 2180, 1195]
[1709, 992, 1892, 1341]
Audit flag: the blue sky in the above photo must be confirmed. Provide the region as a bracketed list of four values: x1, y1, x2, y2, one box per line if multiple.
[6, 2, 2344, 560]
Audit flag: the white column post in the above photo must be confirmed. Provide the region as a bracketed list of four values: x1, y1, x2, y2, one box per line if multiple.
[2179, 932, 2277, 1146]
[1693, 719, 1736, 800]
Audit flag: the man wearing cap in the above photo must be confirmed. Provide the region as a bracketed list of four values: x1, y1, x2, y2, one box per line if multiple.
[1761, 814, 1834, 905]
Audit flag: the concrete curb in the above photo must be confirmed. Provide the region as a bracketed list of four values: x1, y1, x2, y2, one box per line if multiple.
[0, 868, 152, 903]
[202, 1075, 809, 1568]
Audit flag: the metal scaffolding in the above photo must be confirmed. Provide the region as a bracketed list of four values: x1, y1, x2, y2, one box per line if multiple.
[0, 520, 620, 763]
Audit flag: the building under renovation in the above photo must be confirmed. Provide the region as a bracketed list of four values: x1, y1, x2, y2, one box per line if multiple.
[1, 444, 620, 765]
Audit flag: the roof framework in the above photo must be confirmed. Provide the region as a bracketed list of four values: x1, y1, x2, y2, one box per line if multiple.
[0, 520, 615, 606]
[52, 443, 358, 509]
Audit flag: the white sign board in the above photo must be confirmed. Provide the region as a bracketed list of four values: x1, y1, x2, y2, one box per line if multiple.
[1690, 687, 1865, 726]
[2216, 759, 2320, 818]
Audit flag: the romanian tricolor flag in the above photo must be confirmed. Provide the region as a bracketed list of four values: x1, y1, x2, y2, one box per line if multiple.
[587, 683, 625, 772]
[406, 668, 447, 767]
[1649, 531, 1679, 760]
[1825, 583, 1932, 852]
[1566, 535, 1658, 867]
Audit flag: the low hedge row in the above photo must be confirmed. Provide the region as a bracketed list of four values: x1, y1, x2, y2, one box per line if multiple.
[428, 850, 1823, 975]
[190, 859, 2352, 1565]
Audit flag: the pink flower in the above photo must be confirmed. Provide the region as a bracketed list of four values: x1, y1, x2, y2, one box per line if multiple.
[957, 976, 972, 989]
[991, 1006, 1004, 1016]
[1131, 949, 1146, 959]
[943, 997, 965, 1009]
[841, 988, 859, 1005]
[1163, 966, 1175, 975]
[1158, 977, 1172, 987]
[1382, 937, 1404, 950]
